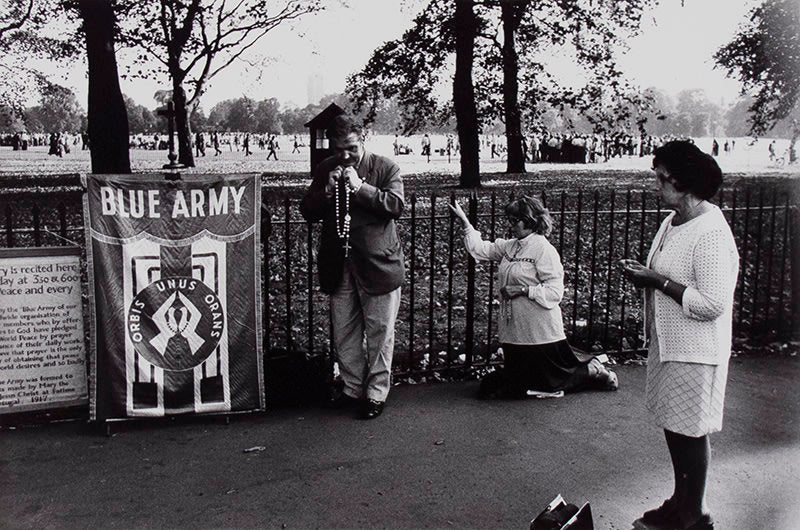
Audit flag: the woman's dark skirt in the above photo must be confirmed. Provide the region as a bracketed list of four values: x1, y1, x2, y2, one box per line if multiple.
[480, 340, 596, 399]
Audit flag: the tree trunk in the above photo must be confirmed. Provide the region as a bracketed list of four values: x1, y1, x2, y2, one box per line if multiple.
[501, 1, 525, 174]
[79, 0, 130, 174]
[454, 0, 480, 187]
[173, 85, 195, 167]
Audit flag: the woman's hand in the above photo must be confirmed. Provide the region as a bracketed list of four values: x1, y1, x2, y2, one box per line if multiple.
[448, 200, 471, 228]
[500, 285, 527, 300]
[620, 259, 660, 289]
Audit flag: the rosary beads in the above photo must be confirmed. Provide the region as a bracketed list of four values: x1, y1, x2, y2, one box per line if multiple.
[334, 173, 352, 257]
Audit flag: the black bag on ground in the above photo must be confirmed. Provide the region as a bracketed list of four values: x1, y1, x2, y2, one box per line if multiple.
[530, 494, 593, 530]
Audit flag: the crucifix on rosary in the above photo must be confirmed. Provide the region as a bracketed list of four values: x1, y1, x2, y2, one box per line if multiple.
[334, 168, 352, 257]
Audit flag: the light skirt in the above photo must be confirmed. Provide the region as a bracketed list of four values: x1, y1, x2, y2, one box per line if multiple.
[646, 345, 729, 437]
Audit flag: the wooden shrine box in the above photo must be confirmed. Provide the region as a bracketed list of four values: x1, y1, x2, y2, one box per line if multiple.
[304, 102, 345, 173]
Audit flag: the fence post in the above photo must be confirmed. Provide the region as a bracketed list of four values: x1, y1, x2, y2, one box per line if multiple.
[4, 203, 13, 247]
[408, 193, 417, 371]
[465, 192, 477, 367]
[32, 203, 41, 247]
[261, 201, 272, 362]
[791, 186, 800, 336]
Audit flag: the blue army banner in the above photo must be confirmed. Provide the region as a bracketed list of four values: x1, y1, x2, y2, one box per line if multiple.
[83, 174, 263, 421]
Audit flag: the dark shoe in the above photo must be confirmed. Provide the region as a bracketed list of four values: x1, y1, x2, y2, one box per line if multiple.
[326, 392, 360, 410]
[587, 358, 619, 391]
[681, 514, 714, 530]
[603, 370, 619, 391]
[477, 370, 506, 399]
[640, 498, 679, 527]
[361, 399, 384, 419]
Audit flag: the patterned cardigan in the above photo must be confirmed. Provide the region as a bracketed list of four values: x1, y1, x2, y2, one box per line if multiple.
[645, 205, 739, 365]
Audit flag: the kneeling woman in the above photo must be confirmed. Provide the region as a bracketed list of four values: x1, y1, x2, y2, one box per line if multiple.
[449, 196, 617, 398]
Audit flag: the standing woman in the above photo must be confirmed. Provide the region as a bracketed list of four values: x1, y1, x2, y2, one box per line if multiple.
[621, 140, 739, 530]
[450, 196, 618, 398]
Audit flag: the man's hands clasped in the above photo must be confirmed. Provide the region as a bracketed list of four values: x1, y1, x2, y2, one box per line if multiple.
[325, 166, 363, 198]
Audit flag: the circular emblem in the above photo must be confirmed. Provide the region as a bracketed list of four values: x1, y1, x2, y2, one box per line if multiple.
[127, 276, 225, 371]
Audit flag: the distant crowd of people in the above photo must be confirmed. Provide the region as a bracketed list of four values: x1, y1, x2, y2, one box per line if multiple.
[482, 133, 739, 164]
[2, 129, 781, 169]
[0, 132, 88, 154]
[126, 131, 297, 160]
[393, 132, 744, 165]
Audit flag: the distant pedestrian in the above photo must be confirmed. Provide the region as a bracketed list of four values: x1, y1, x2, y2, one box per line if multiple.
[292, 135, 301, 153]
[48, 132, 62, 157]
[522, 135, 529, 162]
[195, 131, 206, 157]
[267, 135, 278, 160]
[243, 133, 252, 156]
[213, 131, 221, 156]
[421, 133, 431, 162]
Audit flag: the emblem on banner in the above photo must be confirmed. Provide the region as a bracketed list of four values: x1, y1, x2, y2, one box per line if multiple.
[127, 276, 225, 371]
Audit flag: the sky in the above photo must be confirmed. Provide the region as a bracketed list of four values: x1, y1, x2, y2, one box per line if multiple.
[50, 0, 758, 112]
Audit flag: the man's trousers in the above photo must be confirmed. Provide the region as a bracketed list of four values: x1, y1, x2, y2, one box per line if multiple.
[330, 262, 401, 402]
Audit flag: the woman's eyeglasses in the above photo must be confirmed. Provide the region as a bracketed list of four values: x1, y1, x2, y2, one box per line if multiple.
[507, 216, 523, 225]
[653, 168, 674, 184]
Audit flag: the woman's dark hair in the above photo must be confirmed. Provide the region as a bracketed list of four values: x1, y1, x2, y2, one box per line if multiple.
[326, 114, 364, 142]
[505, 195, 553, 236]
[652, 140, 723, 200]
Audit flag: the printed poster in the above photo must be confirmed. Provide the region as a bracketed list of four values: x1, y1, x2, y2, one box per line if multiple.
[0, 246, 88, 414]
[83, 174, 263, 421]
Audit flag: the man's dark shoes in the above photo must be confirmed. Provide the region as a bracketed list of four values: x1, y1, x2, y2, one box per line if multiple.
[326, 392, 360, 410]
[361, 399, 384, 419]
[639, 498, 679, 527]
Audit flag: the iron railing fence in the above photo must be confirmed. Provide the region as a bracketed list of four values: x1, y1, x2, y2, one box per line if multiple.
[2, 174, 798, 379]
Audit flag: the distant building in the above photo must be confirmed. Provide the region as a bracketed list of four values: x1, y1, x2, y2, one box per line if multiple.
[307, 72, 323, 106]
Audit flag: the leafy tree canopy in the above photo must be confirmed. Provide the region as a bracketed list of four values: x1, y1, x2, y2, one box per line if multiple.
[348, 0, 655, 135]
[0, 0, 80, 121]
[24, 83, 85, 133]
[714, 0, 800, 136]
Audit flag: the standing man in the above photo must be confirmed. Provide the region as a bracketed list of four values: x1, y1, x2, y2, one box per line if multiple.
[300, 114, 405, 420]
[266, 135, 278, 160]
[243, 133, 252, 156]
[421, 133, 431, 162]
[213, 131, 221, 156]
[195, 131, 206, 157]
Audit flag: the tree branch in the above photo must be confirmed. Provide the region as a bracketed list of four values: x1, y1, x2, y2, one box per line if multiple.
[0, 0, 34, 41]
